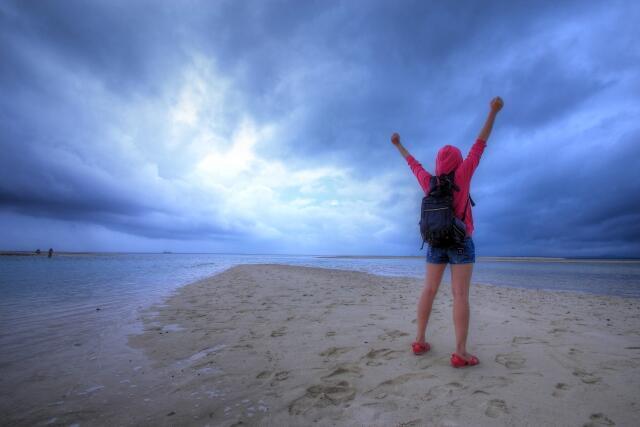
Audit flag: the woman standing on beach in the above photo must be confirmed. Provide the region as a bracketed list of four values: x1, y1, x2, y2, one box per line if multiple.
[391, 96, 504, 368]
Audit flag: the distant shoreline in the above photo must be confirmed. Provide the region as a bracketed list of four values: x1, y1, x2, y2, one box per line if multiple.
[0, 251, 106, 257]
[1, 251, 639, 263]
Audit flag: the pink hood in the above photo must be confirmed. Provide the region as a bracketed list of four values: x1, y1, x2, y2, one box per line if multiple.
[435, 145, 463, 175]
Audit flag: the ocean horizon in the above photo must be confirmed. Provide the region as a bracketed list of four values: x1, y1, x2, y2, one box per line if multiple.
[3, 250, 640, 261]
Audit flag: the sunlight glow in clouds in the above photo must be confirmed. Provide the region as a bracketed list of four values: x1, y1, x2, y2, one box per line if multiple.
[157, 57, 397, 250]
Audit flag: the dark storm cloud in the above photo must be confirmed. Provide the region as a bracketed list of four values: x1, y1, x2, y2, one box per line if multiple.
[0, 139, 150, 217]
[0, 0, 214, 241]
[1, 0, 638, 255]
[471, 124, 640, 257]
[0, 0, 189, 96]
[500, 52, 615, 130]
[0, 127, 246, 241]
[185, 0, 589, 166]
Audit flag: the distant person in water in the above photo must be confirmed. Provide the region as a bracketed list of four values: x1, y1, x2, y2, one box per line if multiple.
[48, 248, 53, 258]
[391, 96, 504, 368]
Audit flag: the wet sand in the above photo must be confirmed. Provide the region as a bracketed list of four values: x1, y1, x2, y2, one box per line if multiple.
[3, 264, 640, 426]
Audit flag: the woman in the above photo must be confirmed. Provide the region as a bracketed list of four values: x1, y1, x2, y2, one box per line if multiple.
[391, 96, 504, 368]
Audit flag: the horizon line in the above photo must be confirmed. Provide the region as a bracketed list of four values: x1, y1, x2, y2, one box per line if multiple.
[1, 250, 639, 261]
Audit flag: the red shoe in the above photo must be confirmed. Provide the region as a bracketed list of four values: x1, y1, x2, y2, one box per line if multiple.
[411, 341, 431, 355]
[450, 353, 479, 368]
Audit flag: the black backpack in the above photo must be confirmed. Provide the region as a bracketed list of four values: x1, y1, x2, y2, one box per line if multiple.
[418, 170, 475, 250]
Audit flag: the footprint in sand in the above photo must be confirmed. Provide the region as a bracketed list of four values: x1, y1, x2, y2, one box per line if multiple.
[274, 371, 289, 381]
[512, 336, 547, 345]
[485, 399, 509, 418]
[552, 382, 570, 398]
[572, 368, 601, 385]
[321, 364, 362, 379]
[422, 382, 464, 402]
[495, 352, 526, 369]
[247, 329, 263, 339]
[568, 347, 583, 357]
[377, 330, 410, 341]
[232, 343, 253, 350]
[478, 375, 514, 390]
[319, 347, 353, 358]
[396, 419, 423, 427]
[256, 370, 289, 383]
[270, 327, 287, 337]
[360, 400, 399, 412]
[288, 381, 356, 415]
[361, 348, 404, 366]
[256, 371, 271, 379]
[584, 413, 615, 426]
[364, 372, 434, 398]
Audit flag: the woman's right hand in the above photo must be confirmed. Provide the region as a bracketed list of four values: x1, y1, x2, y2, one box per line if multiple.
[490, 96, 504, 113]
[391, 132, 401, 145]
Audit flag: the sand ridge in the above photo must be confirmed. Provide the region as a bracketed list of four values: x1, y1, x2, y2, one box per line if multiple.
[124, 263, 640, 426]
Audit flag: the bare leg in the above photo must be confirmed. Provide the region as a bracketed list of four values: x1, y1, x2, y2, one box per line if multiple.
[415, 263, 447, 344]
[451, 263, 474, 359]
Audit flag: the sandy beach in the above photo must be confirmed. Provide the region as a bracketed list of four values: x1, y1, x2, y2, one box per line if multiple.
[3, 263, 640, 426]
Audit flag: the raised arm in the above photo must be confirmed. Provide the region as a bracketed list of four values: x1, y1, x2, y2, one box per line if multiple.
[460, 97, 504, 177]
[391, 132, 410, 158]
[391, 132, 432, 193]
[477, 96, 504, 142]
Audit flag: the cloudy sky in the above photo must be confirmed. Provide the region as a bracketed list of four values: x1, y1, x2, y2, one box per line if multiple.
[1, 0, 638, 257]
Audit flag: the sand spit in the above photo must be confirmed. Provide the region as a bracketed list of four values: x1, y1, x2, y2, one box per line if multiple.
[127, 264, 639, 426]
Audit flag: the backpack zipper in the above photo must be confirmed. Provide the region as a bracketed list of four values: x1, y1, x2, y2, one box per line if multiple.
[424, 207, 449, 212]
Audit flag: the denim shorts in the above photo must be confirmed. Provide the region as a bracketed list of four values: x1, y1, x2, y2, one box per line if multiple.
[426, 237, 475, 264]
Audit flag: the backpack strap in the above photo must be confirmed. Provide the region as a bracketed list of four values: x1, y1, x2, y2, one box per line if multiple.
[462, 194, 477, 221]
[461, 196, 470, 222]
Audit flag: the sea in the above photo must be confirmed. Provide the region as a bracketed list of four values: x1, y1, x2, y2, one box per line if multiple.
[1, 253, 639, 397]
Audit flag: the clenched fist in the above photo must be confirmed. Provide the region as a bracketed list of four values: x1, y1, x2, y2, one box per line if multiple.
[391, 132, 400, 145]
[490, 96, 504, 113]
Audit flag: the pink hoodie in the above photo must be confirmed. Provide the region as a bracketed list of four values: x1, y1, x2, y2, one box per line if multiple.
[405, 139, 487, 237]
